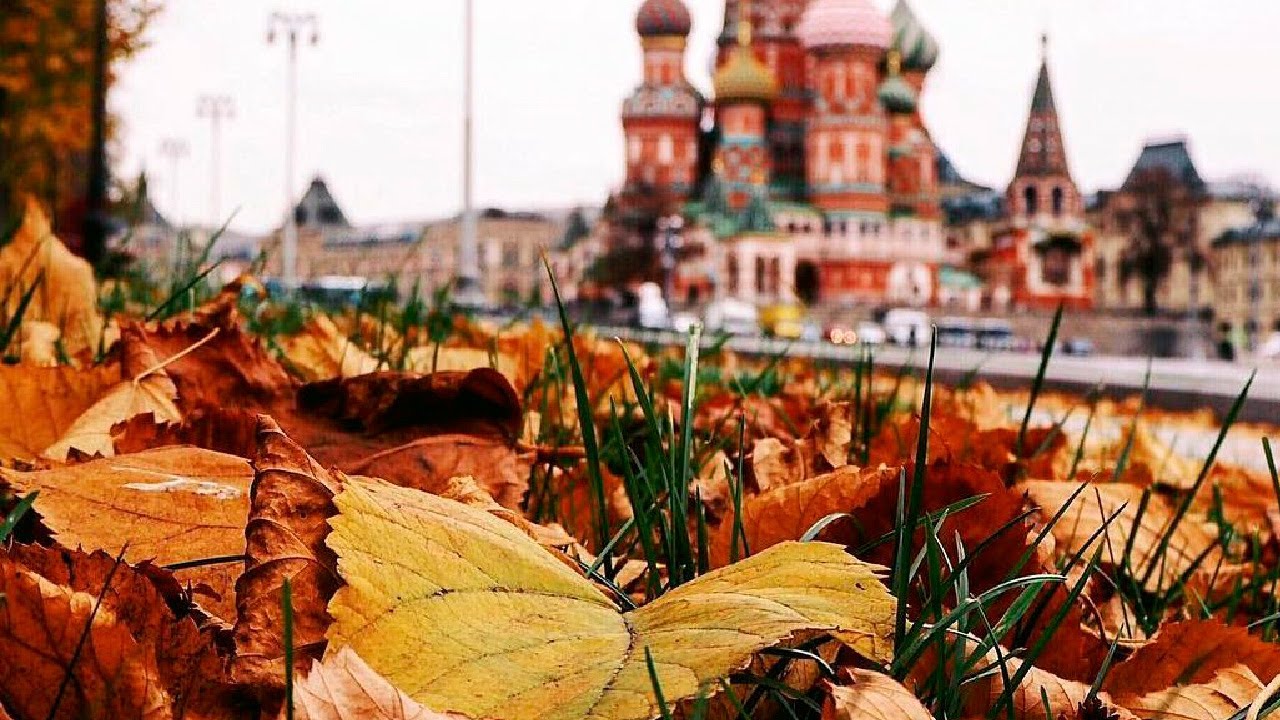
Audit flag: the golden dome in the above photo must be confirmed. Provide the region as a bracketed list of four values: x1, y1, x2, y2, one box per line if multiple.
[713, 41, 778, 104]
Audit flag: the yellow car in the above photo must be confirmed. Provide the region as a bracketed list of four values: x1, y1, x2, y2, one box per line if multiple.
[759, 303, 806, 340]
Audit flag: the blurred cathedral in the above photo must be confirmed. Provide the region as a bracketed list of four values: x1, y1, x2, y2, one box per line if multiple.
[601, 0, 1095, 311]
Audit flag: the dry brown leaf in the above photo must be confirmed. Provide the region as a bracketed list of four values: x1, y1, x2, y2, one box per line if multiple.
[294, 368, 528, 509]
[291, 646, 467, 720]
[0, 554, 170, 720]
[822, 670, 933, 720]
[710, 464, 897, 567]
[125, 307, 297, 414]
[0, 198, 103, 357]
[2, 447, 251, 566]
[7, 544, 241, 719]
[1115, 665, 1265, 720]
[0, 362, 119, 462]
[1020, 481, 1222, 592]
[42, 328, 183, 460]
[231, 416, 343, 689]
[751, 437, 809, 492]
[1104, 620, 1280, 698]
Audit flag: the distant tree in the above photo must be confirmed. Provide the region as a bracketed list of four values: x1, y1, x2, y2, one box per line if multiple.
[560, 207, 590, 248]
[595, 183, 676, 287]
[0, 0, 159, 231]
[1115, 167, 1201, 316]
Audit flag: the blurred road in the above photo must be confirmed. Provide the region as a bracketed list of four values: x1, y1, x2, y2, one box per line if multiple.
[599, 326, 1279, 423]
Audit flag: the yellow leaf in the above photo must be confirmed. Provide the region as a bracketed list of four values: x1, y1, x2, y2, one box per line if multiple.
[280, 314, 382, 382]
[41, 369, 180, 459]
[325, 480, 896, 720]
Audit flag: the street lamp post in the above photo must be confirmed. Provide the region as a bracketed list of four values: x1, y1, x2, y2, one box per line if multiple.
[268, 11, 319, 291]
[452, 0, 487, 309]
[158, 138, 189, 273]
[196, 95, 234, 228]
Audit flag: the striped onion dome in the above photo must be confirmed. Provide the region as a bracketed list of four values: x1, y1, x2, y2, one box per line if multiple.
[796, 0, 893, 51]
[636, 0, 693, 38]
[891, 0, 940, 72]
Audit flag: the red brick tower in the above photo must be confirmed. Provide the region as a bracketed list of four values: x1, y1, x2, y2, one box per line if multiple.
[796, 0, 894, 214]
[621, 0, 703, 203]
[712, 7, 779, 210]
[1006, 35, 1081, 226]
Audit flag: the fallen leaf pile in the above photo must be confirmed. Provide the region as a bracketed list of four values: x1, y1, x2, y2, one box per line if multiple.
[0, 206, 1279, 719]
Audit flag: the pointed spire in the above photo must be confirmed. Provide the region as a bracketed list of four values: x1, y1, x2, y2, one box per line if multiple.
[1013, 32, 1069, 178]
[1030, 33, 1056, 112]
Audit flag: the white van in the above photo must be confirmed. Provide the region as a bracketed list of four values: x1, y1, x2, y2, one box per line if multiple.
[635, 282, 670, 330]
[883, 308, 931, 347]
[704, 298, 760, 336]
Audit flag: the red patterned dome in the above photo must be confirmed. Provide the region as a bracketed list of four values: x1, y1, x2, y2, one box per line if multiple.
[797, 0, 893, 51]
[636, 0, 693, 38]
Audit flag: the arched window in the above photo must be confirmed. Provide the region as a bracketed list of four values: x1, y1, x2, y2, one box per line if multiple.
[1051, 186, 1065, 217]
[755, 257, 767, 293]
[727, 254, 739, 294]
[1024, 186, 1039, 217]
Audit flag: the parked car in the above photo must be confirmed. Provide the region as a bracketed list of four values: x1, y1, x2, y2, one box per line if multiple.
[760, 303, 806, 339]
[635, 282, 669, 330]
[977, 319, 1017, 351]
[1062, 337, 1096, 356]
[883, 308, 931, 347]
[828, 320, 886, 346]
[670, 311, 700, 334]
[704, 299, 760, 336]
[936, 317, 979, 348]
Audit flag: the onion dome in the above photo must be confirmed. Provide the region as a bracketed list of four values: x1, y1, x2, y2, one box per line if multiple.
[891, 0, 940, 72]
[636, 0, 693, 38]
[796, 0, 893, 51]
[714, 43, 779, 103]
[878, 51, 917, 114]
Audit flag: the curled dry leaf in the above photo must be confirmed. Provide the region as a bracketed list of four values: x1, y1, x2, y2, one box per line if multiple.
[0, 554, 170, 720]
[0, 197, 103, 357]
[821, 670, 933, 720]
[403, 345, 524, 394]
[324, 478, 896, 720]
[291, 646, 468, 720]
[1020, 481, 1222, 592]
[232, 416, 343, 689]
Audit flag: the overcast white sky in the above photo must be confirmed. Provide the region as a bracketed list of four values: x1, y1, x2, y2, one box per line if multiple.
[114, 0, 1280, 233]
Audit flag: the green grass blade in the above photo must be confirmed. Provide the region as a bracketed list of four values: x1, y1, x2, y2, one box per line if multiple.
[544, 258, 611, 560]
[1016, 303, 1064, 459]
[1113, 357, 1153, 481]
[0, 490, 37, 543]
[893, 327, 937, 653]
[1140, 370, 1255, 588]
[0, 271, 44, 357]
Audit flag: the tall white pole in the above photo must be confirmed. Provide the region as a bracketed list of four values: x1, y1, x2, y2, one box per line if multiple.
[197, 95, 233, 228]
[159, 138, 189, 273]
[283, 33, 299, 289]
[455, 0, 483, 305]
[269, 12, 318, 290]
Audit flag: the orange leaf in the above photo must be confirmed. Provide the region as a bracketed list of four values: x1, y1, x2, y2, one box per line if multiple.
[822, 670, 933, 720]
[291, 646, 469, 720]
